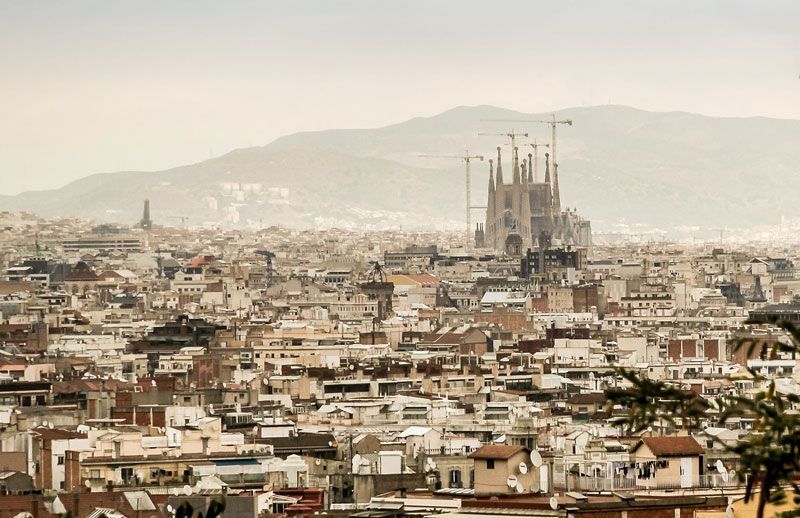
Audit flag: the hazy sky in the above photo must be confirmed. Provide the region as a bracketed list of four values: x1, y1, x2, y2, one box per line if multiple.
[1, 0, 798, 195]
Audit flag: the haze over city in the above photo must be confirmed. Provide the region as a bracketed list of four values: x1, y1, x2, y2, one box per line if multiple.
[0, 3, 799, 518]
[1, 0, 799, 195]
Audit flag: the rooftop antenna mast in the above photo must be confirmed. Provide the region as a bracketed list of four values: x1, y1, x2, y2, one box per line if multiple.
[419, 151, 485, 251]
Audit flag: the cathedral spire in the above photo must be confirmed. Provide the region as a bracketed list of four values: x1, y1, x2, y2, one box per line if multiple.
[488, 159, 495, 192]
[521, 159, 527, 184]
[527, 153, 534, 182]
[512, 146, 521, 184]
[544, 152, 551, 183]
[495, 146, 504, 186]
[552, 162, 561, 212]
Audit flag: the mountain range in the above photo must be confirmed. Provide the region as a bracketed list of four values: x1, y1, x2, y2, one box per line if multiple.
[3, 104, 799, 235]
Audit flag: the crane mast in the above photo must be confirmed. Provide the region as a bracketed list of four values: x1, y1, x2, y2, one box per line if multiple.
[525, 139, 549, 182]
[419, 152, 485, 251]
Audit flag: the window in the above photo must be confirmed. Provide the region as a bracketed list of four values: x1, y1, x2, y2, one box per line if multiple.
[449, 469, 462, 488]
[57, 455, 65, 465]
[120, 467, 134, 483]
[486, 459, 495, 470]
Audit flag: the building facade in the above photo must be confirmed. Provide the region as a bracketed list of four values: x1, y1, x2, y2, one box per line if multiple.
[484, 147, 591, 253]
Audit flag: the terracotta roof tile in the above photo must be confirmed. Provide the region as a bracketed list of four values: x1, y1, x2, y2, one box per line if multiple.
[635, 436, 704, 457]
[469, 444, 528, 460]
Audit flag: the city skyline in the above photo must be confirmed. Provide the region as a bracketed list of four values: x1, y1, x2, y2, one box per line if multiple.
[1, 0, 799, 194]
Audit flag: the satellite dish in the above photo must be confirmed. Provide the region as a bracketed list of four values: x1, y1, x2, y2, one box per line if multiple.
[506, 475, 518, 488]
[183, 485, 193, 496]
[515, 482, 524, 493]
[550, 496, 559, 510]
[518, 462, 528, 474]
[530, 450, 543, 468]
[349, 364, 355, 370]
[716, 460, 725, 473]
[315, 458, 322, 466]
[48, 422, 54, 430]
[84, 479, 91, 488]
[166, 505, 174, 513]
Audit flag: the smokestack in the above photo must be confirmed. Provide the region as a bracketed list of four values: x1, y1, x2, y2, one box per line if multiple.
[140, 199, 153, 230]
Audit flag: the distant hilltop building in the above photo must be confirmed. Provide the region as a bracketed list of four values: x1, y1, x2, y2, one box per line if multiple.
[483, 147, 591, 254]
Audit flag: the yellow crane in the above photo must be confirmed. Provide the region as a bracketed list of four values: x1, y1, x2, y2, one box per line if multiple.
[419, 152, 484, 251]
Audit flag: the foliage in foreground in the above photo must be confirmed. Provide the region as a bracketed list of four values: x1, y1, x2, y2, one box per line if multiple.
[606, 319, 800, 518]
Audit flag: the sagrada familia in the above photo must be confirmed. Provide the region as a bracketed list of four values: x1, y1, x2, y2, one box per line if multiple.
[478, 146, 591, 254]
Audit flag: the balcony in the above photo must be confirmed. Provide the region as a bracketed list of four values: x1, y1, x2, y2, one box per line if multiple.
[556, 473, 744, 492]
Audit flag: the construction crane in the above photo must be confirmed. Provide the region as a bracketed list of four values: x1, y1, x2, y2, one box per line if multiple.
[483, 115, 572, 166]
[477, 130, 529, 157]
[419, 152, 484, 250]
[523, 139, 549, 182]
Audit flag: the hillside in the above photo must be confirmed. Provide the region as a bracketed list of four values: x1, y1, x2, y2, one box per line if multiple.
[4, 104, 800, 233]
